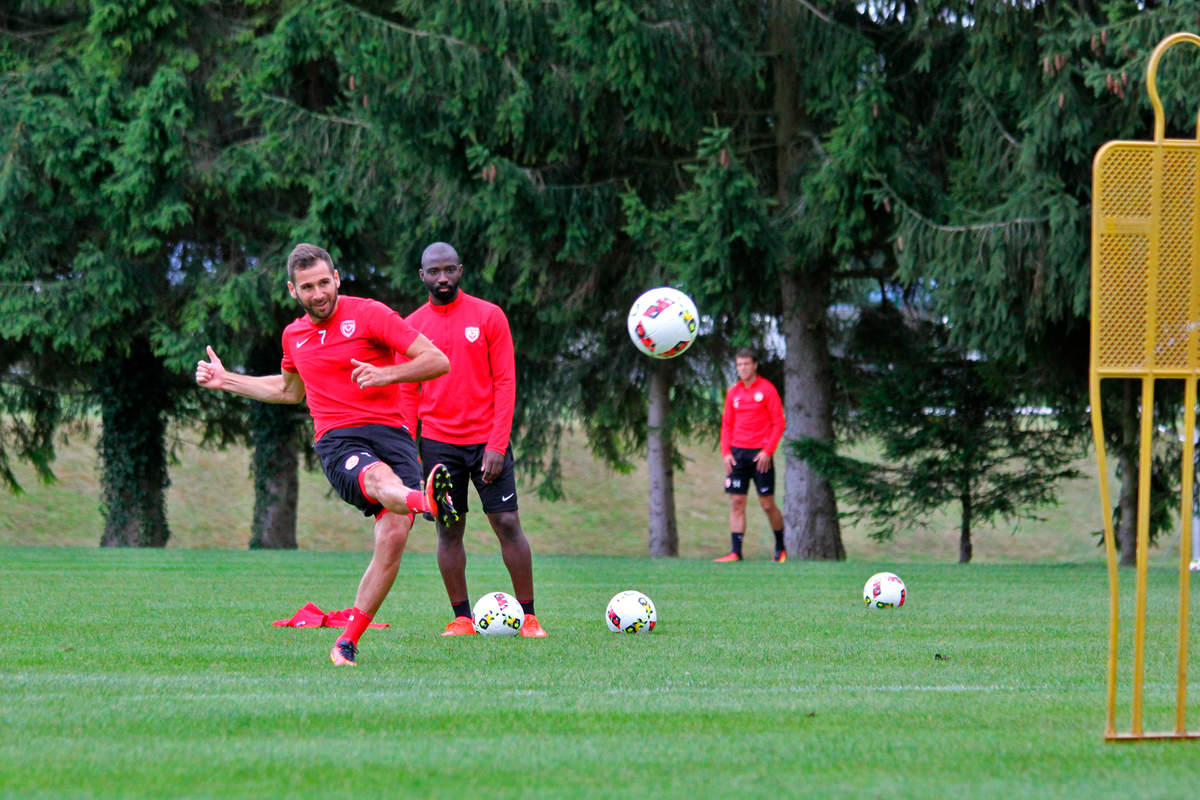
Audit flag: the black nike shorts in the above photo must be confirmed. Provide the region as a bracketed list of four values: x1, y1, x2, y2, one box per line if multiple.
[313, 423, 421, 517]
[724, 446, 775, 496]
[418, 438, 518, 515]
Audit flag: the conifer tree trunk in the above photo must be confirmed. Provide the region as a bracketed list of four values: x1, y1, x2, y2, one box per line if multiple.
[646, 361, 678, 557]
[959, 491, 973, 564]
[780, 268, 845, 560]
[772, 0, 844, 561]
[249, 402, 299, 549]
[1117, 381, 1139, 567]
[97, 339, 171, 547]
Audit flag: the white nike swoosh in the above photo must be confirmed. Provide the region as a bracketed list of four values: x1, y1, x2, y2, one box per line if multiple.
[296, 335, 314, 349]
[501, 493, 515, 502]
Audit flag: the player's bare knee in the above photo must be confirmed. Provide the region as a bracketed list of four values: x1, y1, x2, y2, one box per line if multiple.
[436, 520, 466, 545]
[363, 462, 402, 503]
[488, 511, 524, 543]
[374, 513, 410, 559]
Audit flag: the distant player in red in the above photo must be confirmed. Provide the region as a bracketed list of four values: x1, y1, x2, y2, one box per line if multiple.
[400, 242, 547, 638]
[195, 243, 459, 666]
[716, 349, 786, 562]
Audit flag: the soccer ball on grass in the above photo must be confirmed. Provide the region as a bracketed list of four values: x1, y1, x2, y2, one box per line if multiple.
[863, 572, 906, 609]
[473, 591, 524, 636]
[626, 287, 699, 359]
[606, 590, 657, 633]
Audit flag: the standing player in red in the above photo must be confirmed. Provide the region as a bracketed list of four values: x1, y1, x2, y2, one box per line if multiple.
[400, 241, 547, 638]
[195, 243, 460, 666]
[716, 349, 787, 562]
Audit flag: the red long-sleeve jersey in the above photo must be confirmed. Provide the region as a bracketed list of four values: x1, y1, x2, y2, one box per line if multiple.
[280, 295, 418, 441]
[720, 375, 785, 457]
[400, 291, 515, 453]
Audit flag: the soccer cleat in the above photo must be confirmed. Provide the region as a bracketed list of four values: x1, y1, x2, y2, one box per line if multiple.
[330, 640, 357, 666]
[773, 550, 787, 563]
[441, 616, 478, 636]
[425, 462, 460, 527]
[713, 552, 742, 562]
[520, 614, 548, 638]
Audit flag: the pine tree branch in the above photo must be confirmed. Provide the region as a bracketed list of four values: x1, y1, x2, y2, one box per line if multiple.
[874, 171, 1047, 233]
[261, 95, 368, 130]
[967, 74, 1019, 147]
[344, 4, 476, 50]
[790, 0, 832, 24]
[0, 22, 74, 41]
[342, 4, 522, 81]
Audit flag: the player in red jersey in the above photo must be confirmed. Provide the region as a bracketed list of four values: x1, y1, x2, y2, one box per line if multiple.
[400, 242, 547, 638]
[715, 349, 787, 562]
[195, 243, 460, 666]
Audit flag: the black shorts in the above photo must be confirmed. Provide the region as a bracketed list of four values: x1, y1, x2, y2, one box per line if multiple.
[313, 424, 421, 517]
[724, 446, 775, 496]
[418, 438, 518, 515]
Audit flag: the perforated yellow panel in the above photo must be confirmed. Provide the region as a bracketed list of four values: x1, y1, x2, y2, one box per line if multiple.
[1090, 32, 1200, 742]
[1092, 143, 1200, 376]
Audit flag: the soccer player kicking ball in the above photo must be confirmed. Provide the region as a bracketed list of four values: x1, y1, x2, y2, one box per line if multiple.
[400, 242, 547, 638]
[195, 243, 460, 666]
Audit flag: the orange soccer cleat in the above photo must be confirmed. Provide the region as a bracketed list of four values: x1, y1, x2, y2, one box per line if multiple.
[424, 463, 460, 527]
[520, 614, 548, 638]
[773, 550, 787, 563]
[330, 640, 357, 666]
[441, 616, 478, 636]
[713, 552, 743, 563]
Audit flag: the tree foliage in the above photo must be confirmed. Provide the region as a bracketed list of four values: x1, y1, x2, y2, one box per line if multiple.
[796, 303, 1084, 563]
[886, 2, 1200, 561]
[4, 0, 1175, 559]
[0, 1, 306, 545]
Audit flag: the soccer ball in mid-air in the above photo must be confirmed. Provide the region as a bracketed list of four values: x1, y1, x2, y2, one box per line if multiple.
[606, 590, 657, 633]
[626, 287, 699, 359]
[473, 591, 524, 636]
[863, 572, 906, 609]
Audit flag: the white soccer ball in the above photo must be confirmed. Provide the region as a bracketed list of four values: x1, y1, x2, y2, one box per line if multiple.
[472, 591, 524, 636]
[626, 287, 699, 359]
[863, 572, 907, 609]
[606, 590, 657, 633]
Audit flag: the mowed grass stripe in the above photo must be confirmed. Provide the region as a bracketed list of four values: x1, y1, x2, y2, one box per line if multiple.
[3, 548, 1200, 799]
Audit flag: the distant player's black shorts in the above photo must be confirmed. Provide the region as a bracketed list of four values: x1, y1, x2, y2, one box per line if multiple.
[313, 423, 421, 517]
[419, 438, 518, 515]
[724, 446, 775, 496]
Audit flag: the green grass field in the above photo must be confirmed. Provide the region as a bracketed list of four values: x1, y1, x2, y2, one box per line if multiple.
[4, 427, 1200, 796]
[4, 546, 1200, 798]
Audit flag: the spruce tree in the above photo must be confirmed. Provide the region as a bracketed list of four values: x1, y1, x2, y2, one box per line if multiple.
[0, 2, 307, 546]
[889, 3, 1200, 564]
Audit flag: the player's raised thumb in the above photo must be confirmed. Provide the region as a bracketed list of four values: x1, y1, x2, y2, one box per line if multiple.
[206, 345, 219, 361]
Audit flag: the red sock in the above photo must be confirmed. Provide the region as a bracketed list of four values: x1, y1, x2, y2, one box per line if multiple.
[337, 607, 373, 645]
[405, 489, 427, 514]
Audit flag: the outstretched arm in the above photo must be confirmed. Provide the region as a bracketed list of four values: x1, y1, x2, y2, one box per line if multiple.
[196, 346, 305, 404]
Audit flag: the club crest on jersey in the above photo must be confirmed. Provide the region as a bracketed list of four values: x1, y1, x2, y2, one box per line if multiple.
[464, 326, 480, 342]
[754, 391, 763, 402]
[341, 320, 356, 338]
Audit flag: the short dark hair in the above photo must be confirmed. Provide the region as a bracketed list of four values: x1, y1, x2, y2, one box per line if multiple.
[735, 348, 757, 362]
[287, 243, 334, 282]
